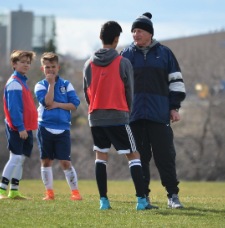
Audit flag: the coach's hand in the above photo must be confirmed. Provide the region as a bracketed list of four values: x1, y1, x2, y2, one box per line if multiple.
[19, 130, 28, 139]
[170, 110, 180, 123]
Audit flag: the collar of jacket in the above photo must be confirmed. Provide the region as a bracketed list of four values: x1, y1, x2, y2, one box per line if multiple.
[131, 39, 159, 50]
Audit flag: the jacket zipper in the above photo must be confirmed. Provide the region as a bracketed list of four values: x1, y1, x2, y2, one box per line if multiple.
[144, 54, 146, 118]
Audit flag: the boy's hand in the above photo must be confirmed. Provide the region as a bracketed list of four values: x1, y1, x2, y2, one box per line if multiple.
[19, 130, 28, 139]
[45, 73, 55, 85]
[45, 101, 58, 110]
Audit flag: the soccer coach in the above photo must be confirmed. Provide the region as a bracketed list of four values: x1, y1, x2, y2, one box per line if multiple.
[120, 12, 186, 209]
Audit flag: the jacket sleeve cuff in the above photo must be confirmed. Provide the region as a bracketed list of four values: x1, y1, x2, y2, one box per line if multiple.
[170, 104, 181, 110]
[17, 124, 25, 132]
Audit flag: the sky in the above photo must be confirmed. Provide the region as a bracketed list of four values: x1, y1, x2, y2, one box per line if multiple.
[0, 0, 225, 59]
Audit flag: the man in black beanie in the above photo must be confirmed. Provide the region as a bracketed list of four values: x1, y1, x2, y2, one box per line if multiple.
[121, 12, 186, 209]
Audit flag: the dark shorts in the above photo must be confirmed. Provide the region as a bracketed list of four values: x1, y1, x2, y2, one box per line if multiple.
[5, 123, 33, 157]
[36, 125, 71, 161]
[91, 124, 136, 154]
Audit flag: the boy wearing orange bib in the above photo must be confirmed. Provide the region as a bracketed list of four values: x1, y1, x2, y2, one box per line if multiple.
[83, 21, 156, 210]
[0, 50, 37, 200]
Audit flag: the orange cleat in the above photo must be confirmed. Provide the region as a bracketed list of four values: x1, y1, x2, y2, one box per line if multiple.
[71, 189, 82, 200]
[43, 190, 54, 200]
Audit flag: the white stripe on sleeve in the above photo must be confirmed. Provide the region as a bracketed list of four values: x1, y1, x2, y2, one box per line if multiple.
[67, 83, 75, 92]
[35, 83, 47, 93]
[7, 81, 22, 91]
[169, 81, 186, 92]
[168, 72, 183, 82]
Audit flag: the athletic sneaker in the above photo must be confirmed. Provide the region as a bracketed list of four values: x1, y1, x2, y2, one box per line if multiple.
[100, 197, 112, 210]
[0, 189, 10, 199]
[43, 190, 54, 200]
[8, 190, 29, 200]
[71, 190, 82, 200]
[168, 194, 184, 209]
[136, 197, 153, 210]
[146, 195, 159, 209]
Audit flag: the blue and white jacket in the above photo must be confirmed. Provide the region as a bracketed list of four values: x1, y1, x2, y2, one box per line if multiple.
[121, 41, 186, 124]
[4, 71, 30, 132]
[34, 75, 80, 130]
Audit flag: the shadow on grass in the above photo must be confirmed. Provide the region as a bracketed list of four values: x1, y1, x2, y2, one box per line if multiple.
[110, 200, 225, 215]
[180, 206, 225, 214]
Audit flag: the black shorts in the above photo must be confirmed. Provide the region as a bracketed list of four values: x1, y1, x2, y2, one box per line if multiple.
[91, 124, 136, 154]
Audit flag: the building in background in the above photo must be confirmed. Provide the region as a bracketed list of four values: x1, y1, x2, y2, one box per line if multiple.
[0, 14, 7, 58]
[33, 15, 56, 53]
[6, 10, 33, 61]
[0, 8, 56, 63]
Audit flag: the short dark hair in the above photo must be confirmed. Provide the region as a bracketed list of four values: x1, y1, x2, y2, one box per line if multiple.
[100, 21, 122, 45]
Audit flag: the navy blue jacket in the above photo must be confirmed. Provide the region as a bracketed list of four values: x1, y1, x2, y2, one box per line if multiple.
[121, 42, 186, 124]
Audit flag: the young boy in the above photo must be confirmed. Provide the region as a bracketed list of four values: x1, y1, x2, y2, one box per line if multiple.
[0, 50, 38, 200]
[34, 52, 82, 201]
[83, 21, 156, 210]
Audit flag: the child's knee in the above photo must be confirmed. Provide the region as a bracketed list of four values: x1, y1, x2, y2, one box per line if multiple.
[9, 153, 22, 166]
[41, 158, 53, 167]
[60, 160, 72, 170]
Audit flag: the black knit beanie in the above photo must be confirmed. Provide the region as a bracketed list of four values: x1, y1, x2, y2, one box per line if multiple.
[131, 12, 154, 36]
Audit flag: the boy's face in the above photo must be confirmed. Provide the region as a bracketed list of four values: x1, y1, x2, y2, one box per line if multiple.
[41, 60, 60, 78]
[11, 56, 31, 75]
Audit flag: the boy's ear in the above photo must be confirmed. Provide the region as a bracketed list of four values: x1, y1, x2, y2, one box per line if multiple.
[114, 37, 119, 44]
[100, 36, 102, 41]
[40, 66, 44, 72]
[113, 36, 119, 49]
[58, 65, 60, 70]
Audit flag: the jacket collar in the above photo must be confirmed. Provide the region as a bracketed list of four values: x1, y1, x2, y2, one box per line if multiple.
[13, 71, 28, 81]
[131, 39, 160, 50]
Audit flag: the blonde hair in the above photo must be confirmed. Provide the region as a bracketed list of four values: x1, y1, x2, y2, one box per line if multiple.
[10, 50, 36, 63]
[41, 52, 59, 65]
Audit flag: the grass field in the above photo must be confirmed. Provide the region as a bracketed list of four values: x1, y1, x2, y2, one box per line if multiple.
[1, 180, 225, 227]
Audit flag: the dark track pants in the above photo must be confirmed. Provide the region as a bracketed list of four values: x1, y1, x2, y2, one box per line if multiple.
[130, 119, 179, 198]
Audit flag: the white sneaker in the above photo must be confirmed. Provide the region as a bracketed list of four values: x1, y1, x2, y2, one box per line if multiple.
[168, 194, 184, 209]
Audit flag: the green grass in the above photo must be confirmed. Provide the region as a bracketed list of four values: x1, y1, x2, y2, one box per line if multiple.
[1, 180, 225, 227]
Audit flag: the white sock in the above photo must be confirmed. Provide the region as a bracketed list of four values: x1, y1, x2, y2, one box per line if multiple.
[10, 155, 26, 190]
[64, 166, 78, 191]
[0, 153, 21, 190]
[128, 159, 142, 168]
[41, 167, 53, 190]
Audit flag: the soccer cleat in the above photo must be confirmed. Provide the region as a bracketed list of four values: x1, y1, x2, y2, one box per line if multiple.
[168, 194, 184, 209]
[145, 195, 159, 209]
[0, 189, 10, 199]
[8, 190, 29, 200]
[43, 190, 55, 200]
[71, 190, 82, 200]
[136, 197, 153, 210]
[100, 197, 112, 210]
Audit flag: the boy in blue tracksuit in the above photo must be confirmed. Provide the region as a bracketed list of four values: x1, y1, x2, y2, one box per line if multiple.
[34, 52, 82, 201]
